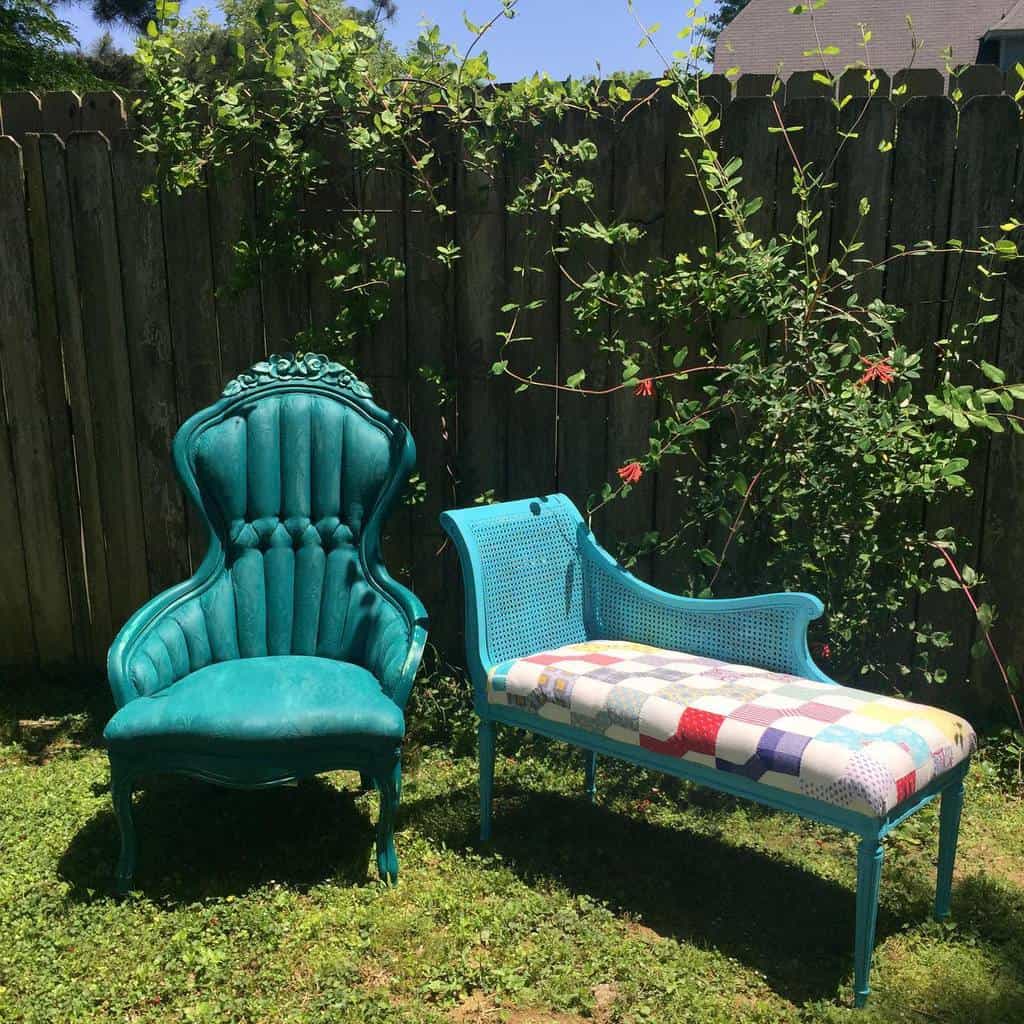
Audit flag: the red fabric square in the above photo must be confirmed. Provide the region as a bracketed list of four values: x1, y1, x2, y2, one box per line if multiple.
[580, 653, 621, 666]
[642, 708, 725, 759]
[523, 654, 565, 666]
[896, 771, 917, 803]
[680, 708, 726, 755]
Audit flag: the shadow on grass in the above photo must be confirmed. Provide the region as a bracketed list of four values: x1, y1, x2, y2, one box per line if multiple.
[0, 670, 109, 762]
[59, 774, 375, 903]
[405, 780, 896, 1006]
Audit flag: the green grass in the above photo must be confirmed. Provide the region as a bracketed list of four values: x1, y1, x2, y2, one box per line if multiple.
[2, 686, 1023, 1023]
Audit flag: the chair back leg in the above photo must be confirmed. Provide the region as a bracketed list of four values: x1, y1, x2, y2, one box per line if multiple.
[479, 720, 496, 841]
[854, 834, 884, 1008]
[935, 776, 966, 920]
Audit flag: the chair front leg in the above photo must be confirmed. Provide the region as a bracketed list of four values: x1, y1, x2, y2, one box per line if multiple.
[479, 719, 496, 841]
[109, 757, 137, 895]
[374, 756, 401, 885]
[854, 833, 885, 1008]
[935, 775, 966, 920]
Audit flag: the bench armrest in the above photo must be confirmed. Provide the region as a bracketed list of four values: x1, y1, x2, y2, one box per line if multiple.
[579, 530, 832, 682]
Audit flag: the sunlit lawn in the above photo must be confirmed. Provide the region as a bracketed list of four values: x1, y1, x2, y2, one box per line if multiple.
[2, 681, 1023, 1023]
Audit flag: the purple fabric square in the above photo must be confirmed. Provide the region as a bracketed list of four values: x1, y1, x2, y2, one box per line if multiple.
[757, 728, 811, 775]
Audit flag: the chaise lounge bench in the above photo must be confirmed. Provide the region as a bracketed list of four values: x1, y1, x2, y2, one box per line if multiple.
[441, 494, 975, 1008]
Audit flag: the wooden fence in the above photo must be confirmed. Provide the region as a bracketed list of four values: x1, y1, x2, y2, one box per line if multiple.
[2, 80, 1024, 717]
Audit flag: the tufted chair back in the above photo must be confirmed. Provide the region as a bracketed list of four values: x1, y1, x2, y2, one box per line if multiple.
[110, 355, 420, 707]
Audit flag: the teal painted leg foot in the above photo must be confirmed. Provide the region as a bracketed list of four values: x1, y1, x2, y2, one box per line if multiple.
[479, 720, 496, 842]
[935, 777, 965, 920]
[375, 761, 401, 885]
[110, 765, 136, 895]
[854, 835, 884, 1008]
[584, 751, 597, 803]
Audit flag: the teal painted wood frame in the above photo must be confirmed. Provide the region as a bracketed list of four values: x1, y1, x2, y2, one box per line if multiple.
[105, 355, 427, 893]
[441, 494, 970, 1008]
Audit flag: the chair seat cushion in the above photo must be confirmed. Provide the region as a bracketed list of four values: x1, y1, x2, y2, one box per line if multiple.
[488, 640, 976, 818]
[105, 656, 404, 754]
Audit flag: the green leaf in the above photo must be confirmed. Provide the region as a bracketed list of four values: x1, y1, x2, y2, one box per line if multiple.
[981, 360, 1006, 384]
[695, 547, 718, 567]
[565, 369, 586, 388]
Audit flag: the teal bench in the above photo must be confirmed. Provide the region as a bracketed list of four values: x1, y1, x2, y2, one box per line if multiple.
[441, 494, 975, 1007]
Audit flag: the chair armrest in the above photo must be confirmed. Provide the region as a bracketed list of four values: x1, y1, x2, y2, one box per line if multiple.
[579, 531, 832, 682]
[106, 559, 232, 708]
[361, 567, 429, 711]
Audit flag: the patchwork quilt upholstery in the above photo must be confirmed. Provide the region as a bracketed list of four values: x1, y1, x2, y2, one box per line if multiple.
[488, 640, 976, 818]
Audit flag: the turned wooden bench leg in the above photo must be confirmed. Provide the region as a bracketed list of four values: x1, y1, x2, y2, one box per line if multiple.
[110, 759, 137, 896]
[854, 833, 884, 1008]
[479, 720, 496, 841]
[935, 776, 966, 920]
[584, 751, 597, 803]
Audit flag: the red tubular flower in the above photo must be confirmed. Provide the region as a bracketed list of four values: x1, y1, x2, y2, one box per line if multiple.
[617, 462, 644, 485]
[634, 378, 655, 397]
[858, 356, 896, 387]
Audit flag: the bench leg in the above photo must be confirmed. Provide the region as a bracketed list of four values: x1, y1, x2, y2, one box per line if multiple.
[584, 751, 597, 803]
[374, 759, 401, 885]
[479, 720, 496, 842]
[110, 760, 137, 896]
[854, 835, 884, 1008]
[935, 776, 965, 920]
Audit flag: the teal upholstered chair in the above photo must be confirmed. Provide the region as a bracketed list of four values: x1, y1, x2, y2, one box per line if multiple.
[441, 495, 975, 1007]
[104, 354, 427, 892]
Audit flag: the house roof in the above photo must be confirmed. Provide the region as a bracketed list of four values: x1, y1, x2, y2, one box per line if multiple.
[713, 0, 1018, 76]
[987, 0, 1024, 35]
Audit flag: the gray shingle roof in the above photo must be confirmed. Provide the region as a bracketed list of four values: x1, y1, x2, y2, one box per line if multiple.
[987, 0, 1024, 34]
[713, 0, 1017, 75]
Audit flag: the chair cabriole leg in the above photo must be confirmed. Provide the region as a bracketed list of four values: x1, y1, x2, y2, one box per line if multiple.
[110, 760, 137, 895]
[935, 775, 966, 920]
[479, 719, 496, 841]
[854, 834, 884, 1008]
[374, 758, 401, 885]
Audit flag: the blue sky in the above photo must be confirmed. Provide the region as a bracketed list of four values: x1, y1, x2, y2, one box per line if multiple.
[56, 0, 713, 78]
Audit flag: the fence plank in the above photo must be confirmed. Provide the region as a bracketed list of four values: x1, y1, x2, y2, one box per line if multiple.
[838, 68, 891, 99]
[209, 152, 265, 380]
[1, 93, 42, 136]
[111, 131, 190, 595]
[405, 118, 458, 650]
[735, 74, 778, 99]
[0, 137, 75, 666]
[66, 131, 149, 634]
[81, 92, 126, 137]
[504, 118, 558, 501]
[830, 97, 896, 302]
[0, 141, 38, 667]
[920, 96, 1021, 689]
[775, 97, 838, 264]
[607, 82, 668, 577]
[950, 65, 1005, 101]
[455, 134, 508, 506]
[786, 70, 833, 100]
[556, 105, 613, 532]
[21, 134, 92, 661]
[41, 92, 82, 136]
[161, 172, 222, 567]
[37, 134, 113, 663]
[892, 69, 945, 106]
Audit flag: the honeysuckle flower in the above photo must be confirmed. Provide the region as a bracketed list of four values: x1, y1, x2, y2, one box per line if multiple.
[858, 356, 896, 386]
[617, 462, 643, 485]
[634, 377, 655, 397]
